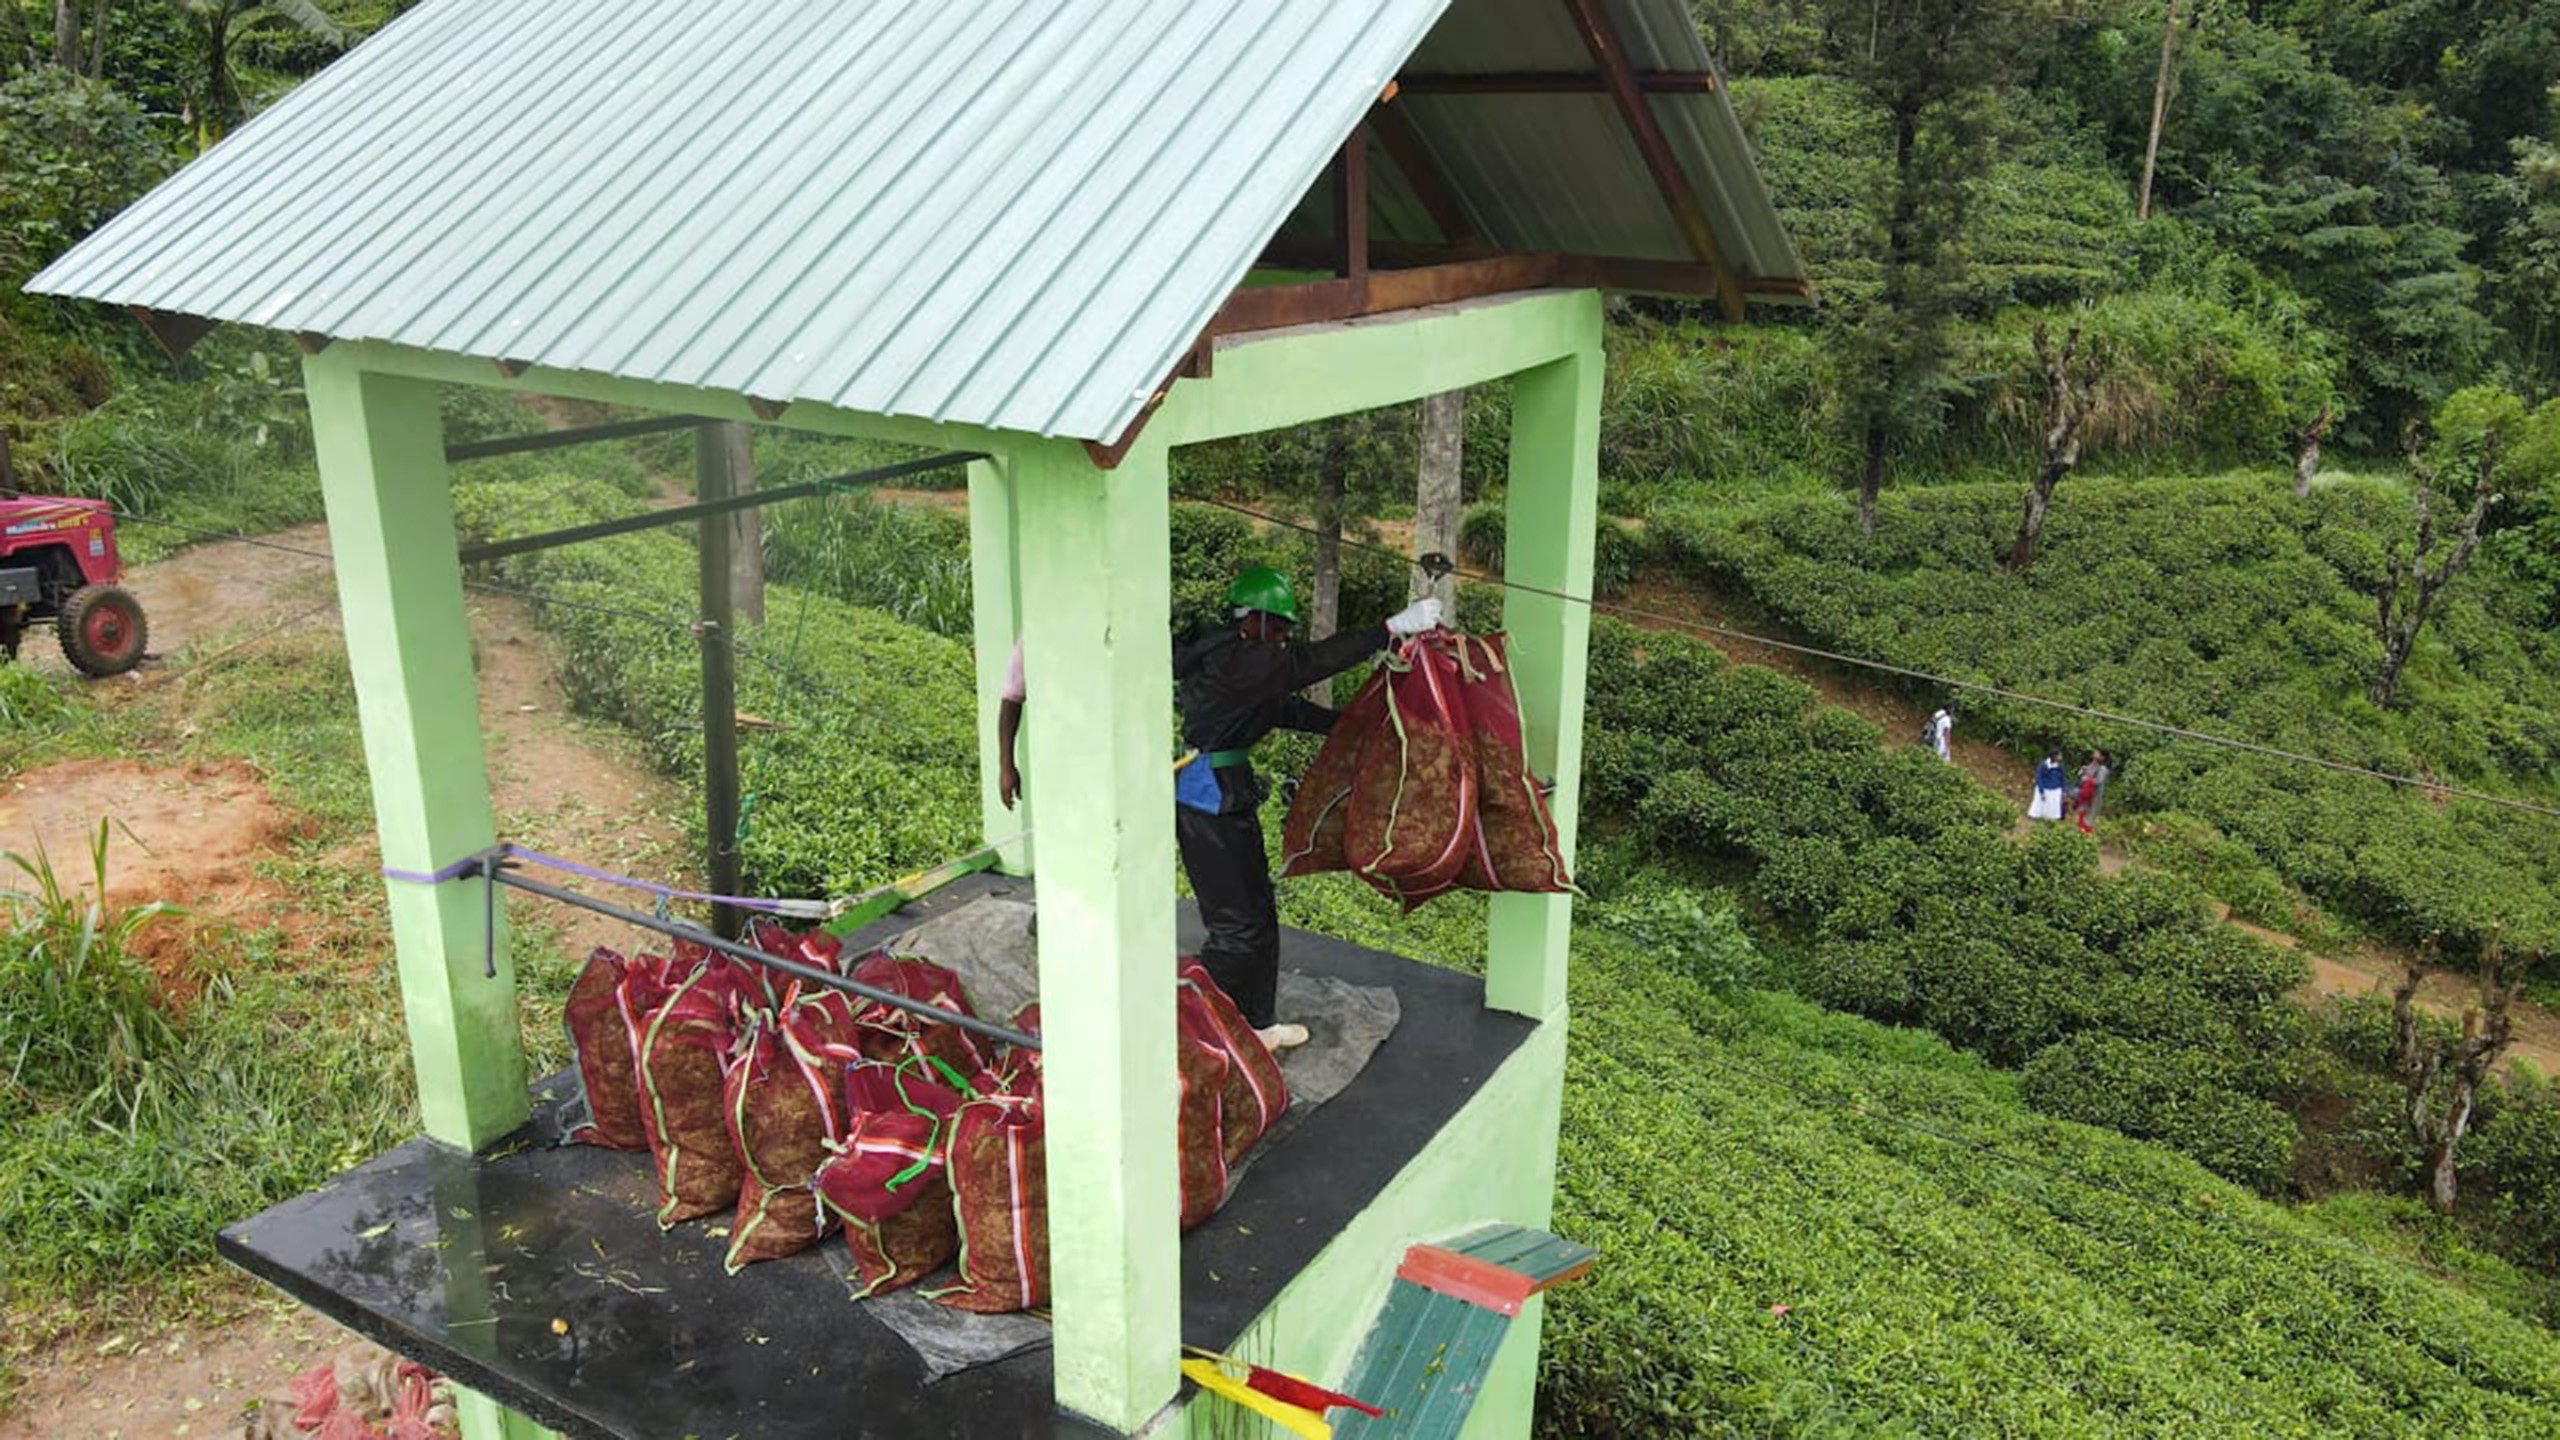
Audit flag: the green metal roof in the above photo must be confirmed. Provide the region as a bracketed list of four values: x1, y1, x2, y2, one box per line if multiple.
[29, 0, 1802, 444]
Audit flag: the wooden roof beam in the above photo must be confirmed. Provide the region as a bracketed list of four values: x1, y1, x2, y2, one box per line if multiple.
[1393, 70, 1719, 96]
[1370, 102, 1480, 248]
[1559, 0, 1746, 322]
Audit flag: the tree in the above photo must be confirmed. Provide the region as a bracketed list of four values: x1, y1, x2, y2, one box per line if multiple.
[2292, 404, 2332, 499]
[2370, 388, 2520, 708]
[2492, 87, 2560, 385]
[1831, 0, 2037, 536]
[176, 0, 342, 142]
[2136, 0, 2202, 221]
[1410, 389, 1463, 618]
[2003, 319, 2099, 570]
[2393, 934, 2521, 1215]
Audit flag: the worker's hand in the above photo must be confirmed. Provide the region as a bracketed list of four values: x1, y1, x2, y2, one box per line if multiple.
[999, 761, 1021, 810]
[1385, 597, 1443, 636]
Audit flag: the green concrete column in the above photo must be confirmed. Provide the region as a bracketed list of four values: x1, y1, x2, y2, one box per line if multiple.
[1011, 438, 1182, 1431]
[967, 455, 1034, 875]
[304, 353, 527, 1150]
[1485, 326, 1604, 1021]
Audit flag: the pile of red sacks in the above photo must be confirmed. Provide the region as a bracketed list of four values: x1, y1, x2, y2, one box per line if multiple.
[1281, 628, 1574, 907]
[564, 925, 1287, 1312]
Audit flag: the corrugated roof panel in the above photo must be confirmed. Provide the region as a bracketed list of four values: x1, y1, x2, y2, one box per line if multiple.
[29, 0, 1803, 443]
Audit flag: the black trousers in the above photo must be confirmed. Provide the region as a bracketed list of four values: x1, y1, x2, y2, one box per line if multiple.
[1176, 801, 1280, 1028]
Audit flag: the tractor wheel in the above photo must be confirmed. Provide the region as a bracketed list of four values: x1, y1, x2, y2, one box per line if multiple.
[57, 584, 147, 677]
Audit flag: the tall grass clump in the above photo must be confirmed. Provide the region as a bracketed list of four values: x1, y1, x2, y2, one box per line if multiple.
[0, 824, 412, 1311]
[0, 828, 174, 1116]
[762, 491, 974, 639]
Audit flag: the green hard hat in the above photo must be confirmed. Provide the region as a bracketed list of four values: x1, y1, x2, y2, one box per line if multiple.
[1225, 565, 1301, 623]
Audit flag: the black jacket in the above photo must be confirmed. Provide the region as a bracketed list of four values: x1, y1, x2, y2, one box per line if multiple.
[1173, 621, 1387, 809]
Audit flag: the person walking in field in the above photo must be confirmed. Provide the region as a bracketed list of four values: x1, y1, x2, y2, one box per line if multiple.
[2029, 751, 2066, 821]
[2072, 750, 2112, 833]
[1925, 706, 1955, 763]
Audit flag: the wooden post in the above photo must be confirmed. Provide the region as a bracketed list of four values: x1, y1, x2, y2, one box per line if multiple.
[1335, 122, 1370, 306]
[1012, 437, 1181, 1431]
[1486, 325, 1602, 1020]
[1413, 389, 1465, 614]
[721, 422, 764, 626]
[303, 352, 528, 1149]
[697, 424, 744, 940]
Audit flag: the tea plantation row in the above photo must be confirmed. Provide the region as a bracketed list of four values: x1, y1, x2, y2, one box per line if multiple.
[1653, 474, 2560, 959]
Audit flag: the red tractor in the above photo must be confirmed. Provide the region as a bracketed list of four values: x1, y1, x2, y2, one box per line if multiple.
[0, 490, 148, 677]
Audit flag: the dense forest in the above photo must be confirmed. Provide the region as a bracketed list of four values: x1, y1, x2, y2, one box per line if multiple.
[7, 1, 2560, 1435]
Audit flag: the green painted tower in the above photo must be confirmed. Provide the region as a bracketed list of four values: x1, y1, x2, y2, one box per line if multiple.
[28, 2, 1803, 1435]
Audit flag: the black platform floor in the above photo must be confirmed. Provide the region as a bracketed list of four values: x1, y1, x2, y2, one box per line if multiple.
[219, 876, 1535, 1439]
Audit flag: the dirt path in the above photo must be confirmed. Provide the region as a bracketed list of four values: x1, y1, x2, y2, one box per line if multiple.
[1618, 577, 2038, 797]
[0, 1296, 383, 1440]
[2, 527, 687, 1430]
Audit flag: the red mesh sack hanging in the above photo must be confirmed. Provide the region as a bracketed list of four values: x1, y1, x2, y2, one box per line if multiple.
[817, 1058, 968, 1297]
[1177, 957, 1289, 1164]
[1279, 672, 1392, 876]
[845, 950, 987, 1078]
[931, 1065, 1049, 1314]
[1339, 634, 1477, 894]
[563, 946, 648, 1150]
[722, 988, 861, 1272]
[635, 959, 758, 1228]
[1448, 632, 1574, 896]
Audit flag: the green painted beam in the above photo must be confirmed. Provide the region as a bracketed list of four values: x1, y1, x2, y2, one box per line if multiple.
[967, 455, 1034, 875]
[1010, 436, 1182, 1431]
[1184, 1019, 1569, 1437]
[1485, 314, 1603, 1023]
[1156, 291, 1597, 448]
[304, 352, 527, 1150]
[337, 341, 1015, 459]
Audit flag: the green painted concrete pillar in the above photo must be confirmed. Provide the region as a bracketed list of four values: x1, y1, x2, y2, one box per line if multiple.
[1485, 331, 1603, 1021]
[1010, 438, 1182, 1431]
[967, 455, 1034, 875]
[304, 353, 527, 1150]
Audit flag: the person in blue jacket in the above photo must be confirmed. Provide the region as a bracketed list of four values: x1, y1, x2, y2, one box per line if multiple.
[2029, 751, 2067, 822]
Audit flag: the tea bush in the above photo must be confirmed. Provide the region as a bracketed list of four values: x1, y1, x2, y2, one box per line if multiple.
[449, 475, 978, 900]
[1541, 926, 2560, 1436]
[1586, 614, 2317, 1186]
[1656, 474, 2560, 955]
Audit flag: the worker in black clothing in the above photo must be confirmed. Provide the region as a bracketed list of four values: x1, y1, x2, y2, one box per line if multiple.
[1175, 565, 1442, 1052]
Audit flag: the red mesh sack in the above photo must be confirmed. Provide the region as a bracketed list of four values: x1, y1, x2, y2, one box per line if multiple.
[817, 1059, 969, 1297]
[563, 946, 648, 1150]
[819, 1110, 960, 1297]
[636, 961, 754, 1228]
[743, 915, 846, 973]
[846, 951, 987, 1078]
[932, 1067, 1049, 1314]
[1279, 672, 1392, 876]
[722, 989, 861, 1271]
[1176, 1025, 1232, 1228]
[1449, 632, 1574, 895]
[1178, 957, 1289, 1164]
[1341, 635, 1478, 893]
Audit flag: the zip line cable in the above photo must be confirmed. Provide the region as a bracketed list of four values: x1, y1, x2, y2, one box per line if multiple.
[104, 498, 2560, 823]
[1184, 495, 2560, 824]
